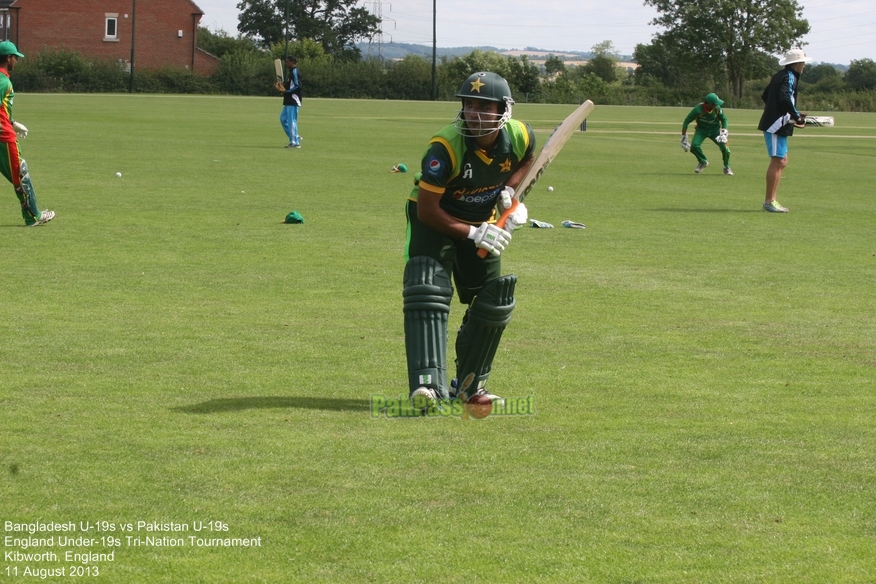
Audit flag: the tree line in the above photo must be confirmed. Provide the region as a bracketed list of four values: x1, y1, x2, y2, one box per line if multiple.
[11, 0, 876, 112]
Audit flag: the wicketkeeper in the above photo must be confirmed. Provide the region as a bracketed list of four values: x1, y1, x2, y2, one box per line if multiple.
[680, 93, 733, 176]
[403, 72, 534, 406]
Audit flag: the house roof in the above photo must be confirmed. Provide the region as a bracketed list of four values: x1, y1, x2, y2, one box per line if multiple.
[0, 0, 15, 9]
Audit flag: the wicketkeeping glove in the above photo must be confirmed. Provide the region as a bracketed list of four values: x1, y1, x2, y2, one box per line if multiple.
[469, 222, 511, 257]
[680, 134, 690, 152]
[13, 121, 27, 139]
[504, 202, 528, 233]
[716, 128, 729, 143]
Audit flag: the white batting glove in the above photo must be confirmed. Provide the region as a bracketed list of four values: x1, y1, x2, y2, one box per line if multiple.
[716, 129, 729, 143]
[497, 186, 515, 211]
[468, 222, 511, 256]
[504, 202, 528, 233]
[680, 134, 690, 152]
[13, 121, 27, 139]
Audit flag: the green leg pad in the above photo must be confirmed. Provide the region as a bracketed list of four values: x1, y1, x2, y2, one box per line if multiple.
[454, 275, 517, 398]
[403, 256, 453, 399]
[16, 159, 39, 225]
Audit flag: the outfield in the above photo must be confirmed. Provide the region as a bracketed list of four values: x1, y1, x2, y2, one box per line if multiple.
[2, 94, 875, 582]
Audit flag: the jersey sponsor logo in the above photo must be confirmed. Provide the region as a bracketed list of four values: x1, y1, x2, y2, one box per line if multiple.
[451, 185, 501, 204]
[427, 157, 442, 175]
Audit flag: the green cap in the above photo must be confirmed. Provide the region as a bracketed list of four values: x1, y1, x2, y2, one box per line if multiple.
[397, 163, 408, 173]
[284, 211, 304, 224]
[0, 41, 24, 58]
[704, 93, 723, 107]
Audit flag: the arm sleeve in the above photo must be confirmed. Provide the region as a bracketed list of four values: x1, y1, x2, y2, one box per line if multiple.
[418, 142, 453, 194]
[288, 69, 300, 93]
[779, 71, 801, 119]
[681, 106, 699, 131]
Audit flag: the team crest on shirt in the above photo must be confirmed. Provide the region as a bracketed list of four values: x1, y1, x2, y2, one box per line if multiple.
[499, 158, 512, 172]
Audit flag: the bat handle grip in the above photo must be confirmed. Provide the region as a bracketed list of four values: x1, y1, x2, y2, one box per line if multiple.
[476, 199, 518, 258]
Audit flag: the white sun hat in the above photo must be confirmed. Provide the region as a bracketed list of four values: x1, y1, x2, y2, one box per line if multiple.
[779, 48, 813, 66]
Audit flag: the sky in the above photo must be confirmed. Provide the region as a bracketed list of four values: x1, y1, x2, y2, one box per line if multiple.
[193, 0, 875, 66]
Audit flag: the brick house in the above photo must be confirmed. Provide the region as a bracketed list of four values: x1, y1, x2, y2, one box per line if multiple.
[1, 0, 220, 74]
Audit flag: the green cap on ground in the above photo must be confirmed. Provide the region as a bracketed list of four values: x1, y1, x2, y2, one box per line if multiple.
[284, 211, 304, 224]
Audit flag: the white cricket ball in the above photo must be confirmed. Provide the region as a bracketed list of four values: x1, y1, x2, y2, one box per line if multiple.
[115, 172, 122, 177]
[547, 186, 554, 192]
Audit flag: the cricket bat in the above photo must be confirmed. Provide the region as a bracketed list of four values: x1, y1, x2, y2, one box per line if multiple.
[478, 99, 595, 258]
[274, 59, 284, 84]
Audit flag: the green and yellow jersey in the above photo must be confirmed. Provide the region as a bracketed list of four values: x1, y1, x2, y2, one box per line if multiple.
[409, 119, 536, 224]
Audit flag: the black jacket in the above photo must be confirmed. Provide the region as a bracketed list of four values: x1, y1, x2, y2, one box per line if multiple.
[758, 67, 804, 136]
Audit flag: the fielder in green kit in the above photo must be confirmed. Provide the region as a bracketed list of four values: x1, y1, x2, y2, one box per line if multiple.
[680, 92, 733, 176]
[0, 41, 54, 226]
[403, 72, 534, 406]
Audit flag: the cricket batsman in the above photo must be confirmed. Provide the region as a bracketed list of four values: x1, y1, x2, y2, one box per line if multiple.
[680, 93, 733, 176]
[0, 41, 53, 226]
[403, 72, 534, 406]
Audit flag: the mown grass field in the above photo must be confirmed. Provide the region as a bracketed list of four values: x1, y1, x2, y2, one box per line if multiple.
[1, 94, 874, 583]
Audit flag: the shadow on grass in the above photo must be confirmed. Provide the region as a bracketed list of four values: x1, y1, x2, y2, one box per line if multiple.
[174, 396, 371, 414]
[649, 208, 762, 213]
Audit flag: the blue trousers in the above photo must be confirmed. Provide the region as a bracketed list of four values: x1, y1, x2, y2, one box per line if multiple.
[280, 105, 300, 146]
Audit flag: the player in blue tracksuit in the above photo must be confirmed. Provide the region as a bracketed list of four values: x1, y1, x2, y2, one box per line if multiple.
[277, 56, 301, 148]
[757, 49, 812, 213]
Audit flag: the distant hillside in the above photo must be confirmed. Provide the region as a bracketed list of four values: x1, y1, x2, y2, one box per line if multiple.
[355, 42, 612, 62]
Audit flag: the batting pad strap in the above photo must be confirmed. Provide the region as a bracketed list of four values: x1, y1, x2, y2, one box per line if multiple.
[404, 256, 453, 399]
[454, 275, 517, 398]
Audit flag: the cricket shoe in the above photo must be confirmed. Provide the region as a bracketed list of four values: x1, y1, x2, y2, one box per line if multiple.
[410, 386, 438, 412]
[29, 209, 55, 226]
[285, 143, 301, 148]
[694, 162, 709, 173]
[762, 201, 789, 213]
[723, 166, 734, 176]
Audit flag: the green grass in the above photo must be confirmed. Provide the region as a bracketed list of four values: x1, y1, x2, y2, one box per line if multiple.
[1, 95, 875, 583]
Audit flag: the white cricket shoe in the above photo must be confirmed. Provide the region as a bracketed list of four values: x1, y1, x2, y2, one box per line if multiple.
[30, 209, 55, 226]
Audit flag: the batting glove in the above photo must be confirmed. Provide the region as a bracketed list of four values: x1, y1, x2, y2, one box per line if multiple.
[716, 129, 729, 143]
[504, 202, 529, 233]
[469, 222, 511, 256]
[13, 121, 27, 139]
[680, 134, 690, 152]
[497, 186, 515, 211]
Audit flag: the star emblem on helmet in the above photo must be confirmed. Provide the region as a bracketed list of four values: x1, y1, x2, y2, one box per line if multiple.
[500, 158, 512, 172]
[469, 78, 485, 93]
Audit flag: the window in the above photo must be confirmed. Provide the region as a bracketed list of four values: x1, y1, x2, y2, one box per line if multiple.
[105, 14, 118, 41]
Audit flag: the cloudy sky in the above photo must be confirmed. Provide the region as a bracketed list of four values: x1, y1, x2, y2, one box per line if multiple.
[194, 0, 875, 66]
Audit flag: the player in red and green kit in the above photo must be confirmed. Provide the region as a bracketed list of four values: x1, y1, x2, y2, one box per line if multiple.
[403, 72, 534, 407]
[0, 41, 53, 226]
[680, 92, 733, 176]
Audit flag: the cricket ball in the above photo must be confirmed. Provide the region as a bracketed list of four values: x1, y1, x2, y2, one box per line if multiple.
[466, 394, 493, 419]
[115, 172, 122, 177]
[547, 186, 554, 192]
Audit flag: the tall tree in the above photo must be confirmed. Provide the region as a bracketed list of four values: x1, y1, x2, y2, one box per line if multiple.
[644, 0, 810, 98]
[236, 0, 380, 60]
[583, 41, 620, 83]
[845, 58, 876, 91]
